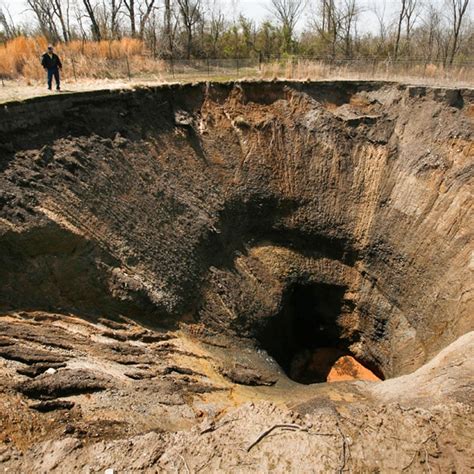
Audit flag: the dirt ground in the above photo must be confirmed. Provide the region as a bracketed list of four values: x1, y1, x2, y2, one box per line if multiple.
[0, 78, 169, 104]
[1, 73, 472, 105]
[0, 311, 472, 473]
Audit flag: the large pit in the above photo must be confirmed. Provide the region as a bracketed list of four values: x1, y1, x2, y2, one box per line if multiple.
[0, 80, 473, 472]
[0, 81, 472, 384]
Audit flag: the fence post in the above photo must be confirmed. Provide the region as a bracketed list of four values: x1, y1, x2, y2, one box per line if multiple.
[125, 55, 131, 81]
[71, 57, 78, 82]
[207, 57, 210, 77]
[170, 58, 175, 79]
[236, 58, 240, 78]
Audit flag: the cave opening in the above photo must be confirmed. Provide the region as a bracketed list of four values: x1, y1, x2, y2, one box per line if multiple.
[257, 283, 382, 384]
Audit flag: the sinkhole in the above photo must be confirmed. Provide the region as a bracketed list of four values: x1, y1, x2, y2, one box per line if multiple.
[0, 81, 470, 387]
[257, 283, 384, 384]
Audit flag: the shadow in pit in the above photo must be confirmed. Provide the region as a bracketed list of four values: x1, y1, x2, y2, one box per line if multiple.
[257, 282, 384, 384]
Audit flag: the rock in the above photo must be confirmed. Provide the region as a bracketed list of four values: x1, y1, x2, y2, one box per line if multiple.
[161, 365, 205, 377]
[18, 369, 112, 400]
[63, 424, 75, 434]
[219, 364, 277, 386]
[16, 362, 67, 378]
[327, 355, 381, 382]
[174, 109, 194, 126]
[0, 344, 66, 365]
[29, 400, 75, 412]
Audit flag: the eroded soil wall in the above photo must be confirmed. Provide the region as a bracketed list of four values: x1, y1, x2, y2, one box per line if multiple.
[1, 81, 473, 378]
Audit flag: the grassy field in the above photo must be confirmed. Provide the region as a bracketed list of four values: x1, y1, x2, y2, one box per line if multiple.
[1, 36, 472, 104]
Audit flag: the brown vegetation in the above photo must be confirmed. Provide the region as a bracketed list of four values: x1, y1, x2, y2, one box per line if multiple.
[0, 1, 472, 87]
[0, 0, 472, 66]
[1, 35, 473, 86]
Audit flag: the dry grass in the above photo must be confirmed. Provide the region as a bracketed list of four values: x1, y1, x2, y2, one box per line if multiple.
[0, 36, 472, 90]
[0, 36, 156, 81]
[260, 59, 473, 86]
[0, 36, 47, 80]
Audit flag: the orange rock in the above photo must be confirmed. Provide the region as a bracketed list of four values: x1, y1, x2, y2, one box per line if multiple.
[327, 355, 381, 383]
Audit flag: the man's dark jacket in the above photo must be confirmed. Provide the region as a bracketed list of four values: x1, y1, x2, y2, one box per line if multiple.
[41, 53, 62, 70]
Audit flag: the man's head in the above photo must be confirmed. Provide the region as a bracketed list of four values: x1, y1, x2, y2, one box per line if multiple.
[47, 45, 54, 53]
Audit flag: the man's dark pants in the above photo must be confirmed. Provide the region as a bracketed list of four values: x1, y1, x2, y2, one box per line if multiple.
[47, 67, 60, 90]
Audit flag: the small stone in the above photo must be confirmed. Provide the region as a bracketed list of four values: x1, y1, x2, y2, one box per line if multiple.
[45, 368, 57, 375]
[64, 424, 75, 434]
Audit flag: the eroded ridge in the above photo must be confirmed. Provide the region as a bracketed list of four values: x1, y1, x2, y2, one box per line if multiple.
[0, 81, 472, 472]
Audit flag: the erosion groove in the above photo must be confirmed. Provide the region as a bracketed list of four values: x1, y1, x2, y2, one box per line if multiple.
[0, 80, 472, 472]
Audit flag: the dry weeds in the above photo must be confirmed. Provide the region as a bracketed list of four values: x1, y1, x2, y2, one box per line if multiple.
[0, 36, 472, 103]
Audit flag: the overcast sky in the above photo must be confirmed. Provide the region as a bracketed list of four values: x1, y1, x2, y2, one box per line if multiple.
[1, 0, 471, 35]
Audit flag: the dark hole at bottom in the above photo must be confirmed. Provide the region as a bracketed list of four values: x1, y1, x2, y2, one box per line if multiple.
[257, 283, 384, 384]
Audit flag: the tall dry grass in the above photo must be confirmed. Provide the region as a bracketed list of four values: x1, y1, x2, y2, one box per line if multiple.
[259, 59, 473, 86]
[0, 36, 154, 81]
[0, 36, 47, 80]
[0, 36, 472, 86]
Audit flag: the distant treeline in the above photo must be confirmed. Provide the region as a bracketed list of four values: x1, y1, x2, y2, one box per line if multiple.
[0, 0, 472, 65]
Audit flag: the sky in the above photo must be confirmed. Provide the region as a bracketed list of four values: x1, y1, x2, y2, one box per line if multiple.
[1, 0, 470, 36]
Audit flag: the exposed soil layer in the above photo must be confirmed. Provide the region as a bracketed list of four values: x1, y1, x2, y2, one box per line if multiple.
[0, 81, 473, 471]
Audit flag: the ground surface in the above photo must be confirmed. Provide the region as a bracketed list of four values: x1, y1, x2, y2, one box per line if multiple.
[0, 80, 473, 472]
[0, 312, 472, 472]
[0, 78, 163, 104]
[2, 72, 473, 104]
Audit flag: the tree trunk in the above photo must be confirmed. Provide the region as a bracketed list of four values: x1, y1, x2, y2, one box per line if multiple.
[449, 0, 470, 65]
[186, 25, 192, 59]
[124, 0, 136, 37]
[82, 0, 102, 41]
[394, 0, 407, 60]
[164, 0, 173, 58]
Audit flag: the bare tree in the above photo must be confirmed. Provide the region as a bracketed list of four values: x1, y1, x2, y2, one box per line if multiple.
[447, 0, 471, 64]
[393, 0, 408, 60]
[176, 0, 201, 59]
[27, 0, 61, 42]
[163, 0, 174, 56]
[318, 0, 336, 34]
[0, 2, 20, 39]
[123, 0, 136, 36]
[138, 0, 156, 38]
[420, 3, 442, 62]
[372, 0, 388, 55]
[109, 0, 123, 38]
[404, 0, 421, 57]
[393, 0, 421, 59]
[308, 0, 340, 58]
[339, 0, 359, 58]
[269, 0, 305, 53]
[209, 7, 225, 57]
[142, 4, 159, 55]
[82, 0, 102, 40]
[51, 0, 72, 42]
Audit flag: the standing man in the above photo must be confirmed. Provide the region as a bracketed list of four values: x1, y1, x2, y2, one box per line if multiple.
[41, 45, 62, 91]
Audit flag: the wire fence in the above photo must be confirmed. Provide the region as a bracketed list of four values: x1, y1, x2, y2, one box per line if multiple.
[65, 56, 474, 86]
[2, 55, 473, 87]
